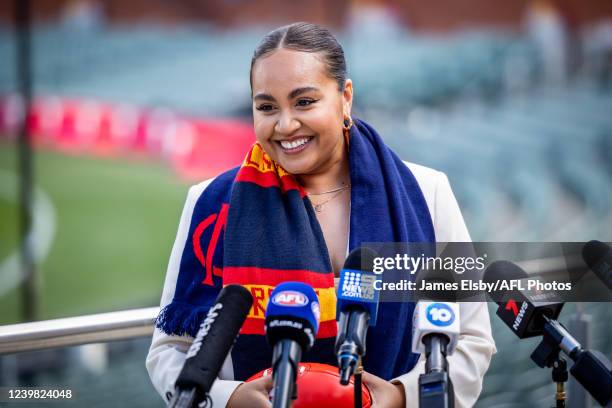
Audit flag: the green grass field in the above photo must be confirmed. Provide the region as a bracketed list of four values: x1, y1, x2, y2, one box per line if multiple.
[0, 194, 18, 261]
[0, 141, 191, 324]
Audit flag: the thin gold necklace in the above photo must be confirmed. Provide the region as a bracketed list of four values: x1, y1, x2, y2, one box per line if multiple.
[308, 184, 350, 196]
[310, 186, 349, 213]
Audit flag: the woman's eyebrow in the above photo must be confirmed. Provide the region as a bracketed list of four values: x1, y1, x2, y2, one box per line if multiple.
[253, 86, 319, 102]
[288, 86, 319, 99]
[253, 93, 275, 102]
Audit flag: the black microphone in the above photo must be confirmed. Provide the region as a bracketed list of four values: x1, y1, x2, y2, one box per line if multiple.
[265, 282, 320, 408]
[485, 261, 612, 406]
[484, 260, 563, 339]
[335, 248, 380, 386]
[168, 285, 253, 408]
[582, 240, 612, 290]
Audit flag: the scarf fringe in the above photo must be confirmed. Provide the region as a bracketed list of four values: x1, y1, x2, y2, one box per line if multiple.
[155, 301, 211, 338]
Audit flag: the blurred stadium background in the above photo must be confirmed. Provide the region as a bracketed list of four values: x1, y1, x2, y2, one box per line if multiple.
[0, 0, 611, 406]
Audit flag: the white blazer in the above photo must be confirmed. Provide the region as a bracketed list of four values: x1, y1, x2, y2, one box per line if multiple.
[145, 161, 497, 407]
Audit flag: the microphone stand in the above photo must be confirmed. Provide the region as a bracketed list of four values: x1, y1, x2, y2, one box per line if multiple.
[531, 316, 612, 407]
[531, 330, 569, 408]
[271, 339, 301, 408]
[354, 358, 363, 408]
[418, 334, 454, 408]
[551, 357, 568, 408]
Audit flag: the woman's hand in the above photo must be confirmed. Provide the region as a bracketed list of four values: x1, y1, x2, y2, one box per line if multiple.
[362, 371, 406, 408]
[226, 375, 273, 408]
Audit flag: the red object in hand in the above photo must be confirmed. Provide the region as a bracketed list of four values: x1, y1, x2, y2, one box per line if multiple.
[246, 362, 372, 408]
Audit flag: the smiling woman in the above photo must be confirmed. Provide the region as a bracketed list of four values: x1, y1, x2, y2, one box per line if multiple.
[146, 22, 496, 408]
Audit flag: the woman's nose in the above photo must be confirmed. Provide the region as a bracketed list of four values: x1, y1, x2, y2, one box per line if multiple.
[274, 111, 300, 135]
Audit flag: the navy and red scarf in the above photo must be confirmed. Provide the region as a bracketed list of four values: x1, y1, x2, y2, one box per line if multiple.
[156, 118, 435, 380]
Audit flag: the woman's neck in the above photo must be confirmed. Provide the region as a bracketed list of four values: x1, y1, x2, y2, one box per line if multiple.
[297, 149, 350, 194]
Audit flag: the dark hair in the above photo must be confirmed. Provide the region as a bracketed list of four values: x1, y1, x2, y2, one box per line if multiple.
[250, 22, 347, 93]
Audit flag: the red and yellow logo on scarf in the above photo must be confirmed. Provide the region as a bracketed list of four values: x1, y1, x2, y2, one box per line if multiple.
[224, 266, 338, 339]
[236, 143, 306, 197]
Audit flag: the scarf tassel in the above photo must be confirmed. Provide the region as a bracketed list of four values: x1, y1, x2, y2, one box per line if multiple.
[155, 301, 211, 338]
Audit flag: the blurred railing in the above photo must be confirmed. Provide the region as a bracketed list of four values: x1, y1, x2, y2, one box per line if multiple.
[0, 307, 159, 354]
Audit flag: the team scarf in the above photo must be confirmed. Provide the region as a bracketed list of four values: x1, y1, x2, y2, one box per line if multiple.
[156, 118, 435, 380]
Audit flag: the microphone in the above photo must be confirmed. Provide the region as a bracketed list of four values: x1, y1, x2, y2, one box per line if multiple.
[265, 282, 320, 408]
[412, 299, 460, 407]
[411, 302, 460, 357]
[169, 284, 253, 408]
[582, 240, 612, 290]
[484, 260, 563, 338]
[485, 260, 612, 406]
[335, 248, 380, 386]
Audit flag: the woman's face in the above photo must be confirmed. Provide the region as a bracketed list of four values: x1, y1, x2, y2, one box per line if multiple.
[251, 48, 353, 176]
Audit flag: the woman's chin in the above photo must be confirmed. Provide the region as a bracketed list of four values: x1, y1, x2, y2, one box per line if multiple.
[280, 162, 312, 176]
[275, 154, 316, 175]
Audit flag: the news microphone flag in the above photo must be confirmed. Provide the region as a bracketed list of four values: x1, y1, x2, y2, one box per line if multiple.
[411, 301, 460, 354]
[484, 260, 563, 339]
[336, 248, 380, 326]
[265, 281, 320, 349]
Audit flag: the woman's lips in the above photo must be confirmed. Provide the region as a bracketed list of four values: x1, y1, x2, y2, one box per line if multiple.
[276, 136, 314, 155]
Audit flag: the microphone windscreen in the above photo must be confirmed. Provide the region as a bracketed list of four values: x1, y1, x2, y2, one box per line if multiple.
[582, 240, 612, 290]
[342, 247, 378, 272]
[265, 282, 320, 348]
[484, 261, 564, 338]
[582, 240, 610, 269]
[484, 260, 528, 282]
[175, 284, 253, 396]
[483, 260, 529, 302]
[337, 248, 381, 325]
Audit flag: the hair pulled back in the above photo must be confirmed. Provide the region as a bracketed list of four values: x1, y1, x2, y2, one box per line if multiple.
[250, 22, 347, 92]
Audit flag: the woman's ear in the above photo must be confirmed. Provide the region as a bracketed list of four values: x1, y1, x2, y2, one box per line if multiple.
[343, 78, 353, 114]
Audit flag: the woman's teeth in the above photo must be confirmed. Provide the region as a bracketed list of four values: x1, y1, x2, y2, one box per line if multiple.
[280, 137, 311, 150]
